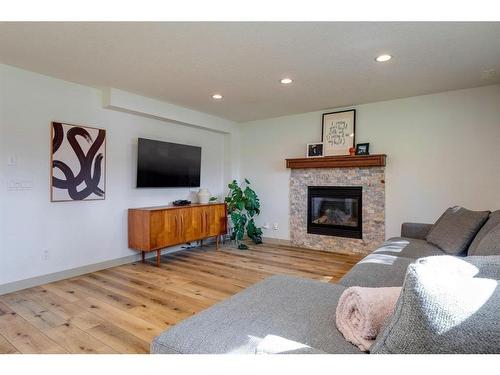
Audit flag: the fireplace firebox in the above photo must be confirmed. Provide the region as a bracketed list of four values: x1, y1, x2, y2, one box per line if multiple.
[307, 186, 362, 239]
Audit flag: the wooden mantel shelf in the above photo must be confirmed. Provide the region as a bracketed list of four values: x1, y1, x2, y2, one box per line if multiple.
[286, 154, 386, 169]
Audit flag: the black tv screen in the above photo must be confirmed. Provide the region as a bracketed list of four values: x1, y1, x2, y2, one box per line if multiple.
[137, 138, 201, 188]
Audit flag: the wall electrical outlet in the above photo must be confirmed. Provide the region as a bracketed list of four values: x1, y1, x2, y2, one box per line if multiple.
[273, 223, 279, 230]
[42, 249, 50, 261]
[481, 68, 496, 80]
[7, 156, 17, 166]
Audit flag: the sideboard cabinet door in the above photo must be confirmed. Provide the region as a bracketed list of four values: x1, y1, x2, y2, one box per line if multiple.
[150, 210, 181, 249]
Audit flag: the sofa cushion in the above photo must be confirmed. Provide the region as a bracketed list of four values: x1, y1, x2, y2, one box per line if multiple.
[372, 237, 445, 260]
[339, 254, 415, 288]
[468, 210, 500, 256]
[150, 275, 361, 354]
[425, 206, 490, 255]
[371, 255, 500, 354]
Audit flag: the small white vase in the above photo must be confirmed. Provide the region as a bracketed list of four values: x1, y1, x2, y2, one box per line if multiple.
[198, 188, 210, 204]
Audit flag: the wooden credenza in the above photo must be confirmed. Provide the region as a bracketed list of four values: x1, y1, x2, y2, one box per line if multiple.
[128, 203, 228, 266]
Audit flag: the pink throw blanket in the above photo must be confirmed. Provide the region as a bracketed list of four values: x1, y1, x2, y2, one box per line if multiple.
[335, 286, 402, 352]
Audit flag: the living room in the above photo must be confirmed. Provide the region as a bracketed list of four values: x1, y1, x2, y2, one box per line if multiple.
[1, 1, 499, 373]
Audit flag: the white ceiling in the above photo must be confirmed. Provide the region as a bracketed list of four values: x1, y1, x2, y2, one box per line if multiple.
[0, 22, 499, 122]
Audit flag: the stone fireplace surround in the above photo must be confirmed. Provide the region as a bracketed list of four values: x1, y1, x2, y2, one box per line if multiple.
[289, 166, 385, 255]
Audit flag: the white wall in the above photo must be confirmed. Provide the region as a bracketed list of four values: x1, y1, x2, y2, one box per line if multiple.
[239, 85, 500, 240]
[102, 88, 241, 185]
[0, 64, 238, 286]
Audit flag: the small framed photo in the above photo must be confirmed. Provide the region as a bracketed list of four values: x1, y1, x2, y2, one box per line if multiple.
[307, 142, 324, 158]
[355, 143, 370, 155]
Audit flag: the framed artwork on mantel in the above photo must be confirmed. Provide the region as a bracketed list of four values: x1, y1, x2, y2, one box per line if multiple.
[321, 109, 356, 156]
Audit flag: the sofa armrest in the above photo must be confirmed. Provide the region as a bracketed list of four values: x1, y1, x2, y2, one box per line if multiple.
[401, 222, 433, 240]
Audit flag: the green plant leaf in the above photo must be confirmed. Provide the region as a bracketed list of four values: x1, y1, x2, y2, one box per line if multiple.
[247, 218, 263, 244]
[237, 201, 245, 211]
[243, 186, 260, 218]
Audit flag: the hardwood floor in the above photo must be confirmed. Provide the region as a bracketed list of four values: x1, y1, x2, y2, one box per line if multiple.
[0, 243, 362, 354]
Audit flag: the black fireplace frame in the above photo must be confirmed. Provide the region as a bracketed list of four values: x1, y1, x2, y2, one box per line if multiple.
[307, 186, 363, 239]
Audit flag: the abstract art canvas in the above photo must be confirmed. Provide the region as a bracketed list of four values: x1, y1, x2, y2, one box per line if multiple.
[51, 121, 106, 201]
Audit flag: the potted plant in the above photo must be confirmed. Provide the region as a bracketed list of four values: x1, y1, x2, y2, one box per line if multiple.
[225, 179, 263, 250]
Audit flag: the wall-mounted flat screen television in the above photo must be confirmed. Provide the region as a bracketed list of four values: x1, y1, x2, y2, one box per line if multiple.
[137, 138, 201, 188]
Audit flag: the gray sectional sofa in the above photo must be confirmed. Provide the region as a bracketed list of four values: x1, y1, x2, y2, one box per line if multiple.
[151, 210, 500, 354]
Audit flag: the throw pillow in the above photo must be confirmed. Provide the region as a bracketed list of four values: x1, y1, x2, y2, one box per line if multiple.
[468, 210, 500, 256]
[371, 255, 500, 354]
[425, 206, 489, 255]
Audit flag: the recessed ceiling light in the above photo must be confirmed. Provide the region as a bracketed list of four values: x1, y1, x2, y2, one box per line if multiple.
[280, 78, 293, 84]
[212, 94, 223, 100]
[375, 54, 392, 62]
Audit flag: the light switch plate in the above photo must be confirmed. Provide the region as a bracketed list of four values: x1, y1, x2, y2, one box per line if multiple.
[7, 180, 33, 191]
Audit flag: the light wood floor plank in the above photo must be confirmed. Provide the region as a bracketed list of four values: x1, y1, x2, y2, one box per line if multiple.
[1, 293, 68, 331]
[0, 302, 67, 354]
[0, 334, 18, 354]
[75, 297, 163, 343]
[86, 322, 150, 354]
[79, 273, 208, 319]
[43, 322, 116, 354]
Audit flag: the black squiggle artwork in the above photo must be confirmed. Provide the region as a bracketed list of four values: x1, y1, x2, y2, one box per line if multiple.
[51, 122, 106, 201]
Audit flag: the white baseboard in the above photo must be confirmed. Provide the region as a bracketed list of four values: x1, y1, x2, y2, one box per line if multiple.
[262, 237, 292, 246]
